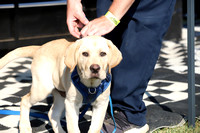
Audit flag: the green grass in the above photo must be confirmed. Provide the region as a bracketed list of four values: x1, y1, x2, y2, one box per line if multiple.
[153, 119, 200, 133]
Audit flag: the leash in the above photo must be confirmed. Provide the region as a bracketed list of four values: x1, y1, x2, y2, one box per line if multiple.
[0, 96, 116, 133]
[109, 96, 117, 133]
[0, 110, 49, 120]
[0, 109, 67, 126]
[0, 67, 117, 132]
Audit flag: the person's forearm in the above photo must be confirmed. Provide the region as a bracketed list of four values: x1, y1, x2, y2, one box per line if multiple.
[108, 0, 135, 20]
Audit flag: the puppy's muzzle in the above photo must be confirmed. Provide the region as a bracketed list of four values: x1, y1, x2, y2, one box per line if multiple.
[90, 64, 100, 78]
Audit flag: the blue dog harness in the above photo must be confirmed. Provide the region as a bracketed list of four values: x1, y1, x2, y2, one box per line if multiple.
[71, 67, 111, 104]
[72, 67, 116, 133]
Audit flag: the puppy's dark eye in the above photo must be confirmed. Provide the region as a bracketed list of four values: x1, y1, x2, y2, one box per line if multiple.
[100, 52, 106, 57]
[82, 52, 89, 57]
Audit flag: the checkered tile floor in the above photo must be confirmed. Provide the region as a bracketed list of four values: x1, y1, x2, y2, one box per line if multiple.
[144, 27, 200, 107]
[0, 28, 200, 132]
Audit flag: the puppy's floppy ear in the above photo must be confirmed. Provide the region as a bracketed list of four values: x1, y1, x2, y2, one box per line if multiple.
[107, 40, 122, 73]
[64, 40, 81, 72]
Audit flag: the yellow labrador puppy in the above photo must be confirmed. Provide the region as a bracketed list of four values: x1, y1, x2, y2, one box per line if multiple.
[0, 36, 122, 133]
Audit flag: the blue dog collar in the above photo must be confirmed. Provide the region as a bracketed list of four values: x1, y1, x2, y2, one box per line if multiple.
[71, 67, 111, 104]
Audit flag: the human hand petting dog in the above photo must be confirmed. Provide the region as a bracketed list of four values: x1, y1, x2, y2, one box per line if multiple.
[66, 0, 116, 38]
[67, 0, 135, 38]
[66, 0, 89, 38]
[80, 16, 116, 37]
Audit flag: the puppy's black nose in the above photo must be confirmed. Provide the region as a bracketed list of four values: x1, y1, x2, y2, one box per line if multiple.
[90, 64, 100, 73]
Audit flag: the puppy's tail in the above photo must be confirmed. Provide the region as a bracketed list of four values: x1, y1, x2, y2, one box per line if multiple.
[0, 46, 40, 69]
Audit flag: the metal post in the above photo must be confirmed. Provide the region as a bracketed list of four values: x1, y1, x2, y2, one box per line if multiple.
[187, 0, 195, 127]
[14, 0, 19, 43]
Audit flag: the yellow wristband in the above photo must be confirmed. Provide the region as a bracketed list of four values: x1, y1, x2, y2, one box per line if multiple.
[105, 11, 120, 26]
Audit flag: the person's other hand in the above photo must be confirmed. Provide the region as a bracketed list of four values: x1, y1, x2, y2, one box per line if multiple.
[80, 16, 116, 37]
[66, 0, 89, 38]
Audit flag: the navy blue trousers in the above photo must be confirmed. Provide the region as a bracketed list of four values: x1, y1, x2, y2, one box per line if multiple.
[97, 0, 176, 126]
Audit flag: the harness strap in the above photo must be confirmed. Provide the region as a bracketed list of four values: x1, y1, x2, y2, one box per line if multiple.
[80, 96, 116, 133]
[56, 89, 66, 97]
[79, 103, 91, 120]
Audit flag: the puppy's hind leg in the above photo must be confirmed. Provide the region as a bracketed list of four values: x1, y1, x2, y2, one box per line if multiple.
[19, 93, 33, 133]
[19, 81, 54, 133]
[48, 89, 65, 133]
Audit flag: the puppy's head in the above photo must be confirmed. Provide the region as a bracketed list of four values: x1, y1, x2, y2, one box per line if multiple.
[64, 36, 122, 87]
